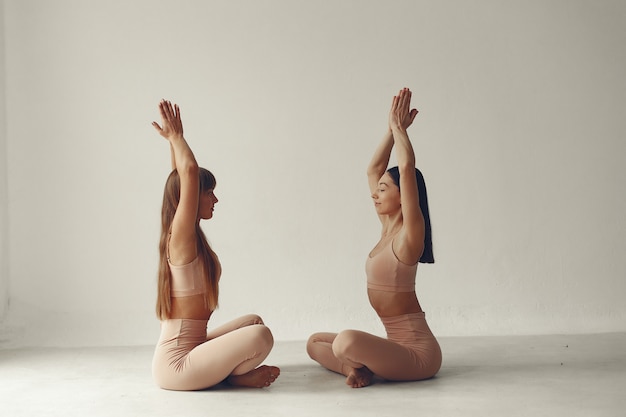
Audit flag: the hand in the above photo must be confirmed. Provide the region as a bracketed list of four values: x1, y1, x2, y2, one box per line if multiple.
[388, 88, 418, 131]
[152, 99, 184, 140]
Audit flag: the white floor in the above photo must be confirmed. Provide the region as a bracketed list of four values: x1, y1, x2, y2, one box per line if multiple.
[1, 333, 625, 417]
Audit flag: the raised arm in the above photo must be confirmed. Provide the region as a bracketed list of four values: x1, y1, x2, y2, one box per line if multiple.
[367, 129, 394, 196]
[169, 143, 176, 171]
[388, 88, 424, 264]
[152, 100, 200, 265]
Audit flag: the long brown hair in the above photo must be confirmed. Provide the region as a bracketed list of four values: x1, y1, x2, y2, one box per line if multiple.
[156, 168, 220, 320]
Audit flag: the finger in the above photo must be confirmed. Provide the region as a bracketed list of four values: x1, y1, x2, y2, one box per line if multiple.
[159, 101, 175, 124]
[169, 102, 176, 119]
[166, 101, 176, 120]
[151, 121, 163, 133]
[161, 100, 174, 120]
[158, 101, 168, 120]
[401, 88, 410, 110]
[396, 89, 405, 110]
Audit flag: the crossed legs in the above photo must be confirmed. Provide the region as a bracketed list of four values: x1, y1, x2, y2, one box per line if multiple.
[153, 314, 280, 390]
[307, 328, 440, 388]
[205, 314, 281, 387]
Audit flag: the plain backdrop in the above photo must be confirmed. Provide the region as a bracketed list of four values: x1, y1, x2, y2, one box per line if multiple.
[0, 0, 625, 348]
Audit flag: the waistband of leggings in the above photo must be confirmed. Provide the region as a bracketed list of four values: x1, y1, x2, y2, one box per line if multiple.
[160, 318, 208, 326]
[380, 311, 426, 325]
[158, 318, 208, 339]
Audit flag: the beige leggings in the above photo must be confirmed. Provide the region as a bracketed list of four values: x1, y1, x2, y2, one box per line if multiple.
[152, 314, 274, 390]
[306, 312, 441, 381]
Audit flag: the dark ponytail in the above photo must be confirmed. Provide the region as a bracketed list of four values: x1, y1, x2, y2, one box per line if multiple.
[386, 166, 434, 263]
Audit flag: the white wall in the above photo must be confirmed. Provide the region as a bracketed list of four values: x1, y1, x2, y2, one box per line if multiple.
[0, 0, 9, 323]
[1, 0, 625, 348]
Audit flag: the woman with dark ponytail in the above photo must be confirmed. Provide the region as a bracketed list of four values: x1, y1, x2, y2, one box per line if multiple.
[307, 88, 441, 388]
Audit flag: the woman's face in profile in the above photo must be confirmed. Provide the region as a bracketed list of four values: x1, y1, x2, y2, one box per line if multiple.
[198, 189, 218, 220]
[372, 172, 401, 215]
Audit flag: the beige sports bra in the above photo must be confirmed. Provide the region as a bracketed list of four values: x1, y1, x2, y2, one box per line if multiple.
[169, 256, 207, 297]
[366, 239, 417, 292]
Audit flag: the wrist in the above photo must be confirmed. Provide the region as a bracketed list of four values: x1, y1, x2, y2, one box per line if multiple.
[167, 134, 185, 142]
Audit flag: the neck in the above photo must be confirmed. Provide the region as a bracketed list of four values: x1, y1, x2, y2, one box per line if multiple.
[381, 212, 403, 237]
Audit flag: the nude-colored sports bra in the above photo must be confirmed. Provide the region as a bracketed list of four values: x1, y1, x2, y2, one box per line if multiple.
[366, 239, 417, 292]
[169, 257, 207, 297]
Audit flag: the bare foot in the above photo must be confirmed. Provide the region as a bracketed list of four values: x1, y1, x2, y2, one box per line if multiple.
[346, 366, 374, 388]
[227, 365, 280, 388]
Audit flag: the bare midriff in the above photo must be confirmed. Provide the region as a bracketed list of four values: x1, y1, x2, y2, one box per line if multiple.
[368, 289, 423, 318]
[170, 294, 213, 320]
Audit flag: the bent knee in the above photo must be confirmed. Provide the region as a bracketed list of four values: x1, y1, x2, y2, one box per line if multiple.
[251, 324, 274, 351]
[241, 313, 264, 326]
[306, 333, 323, 358]
[331, 330, 361, 358]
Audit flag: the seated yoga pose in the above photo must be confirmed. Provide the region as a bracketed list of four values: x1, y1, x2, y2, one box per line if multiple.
[306, 88, 441, 388]
[150, 100, 280, 390]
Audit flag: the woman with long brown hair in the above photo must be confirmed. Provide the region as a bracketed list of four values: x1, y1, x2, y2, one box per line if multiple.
[151, 100, 279, 390]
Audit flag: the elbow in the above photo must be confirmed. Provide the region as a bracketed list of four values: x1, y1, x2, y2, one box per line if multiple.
[178, 160, 199, 177]
[398, 162, 415, 174]
[367, 163, 387, 177]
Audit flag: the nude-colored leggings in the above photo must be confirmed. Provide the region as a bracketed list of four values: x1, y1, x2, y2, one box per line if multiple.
[152, 314, 274, 390]
[306, 312, 442, 381]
